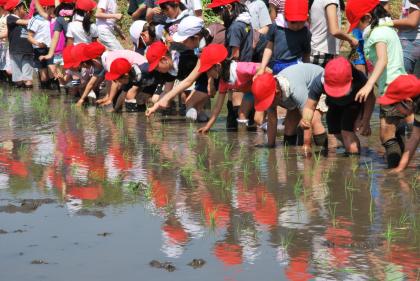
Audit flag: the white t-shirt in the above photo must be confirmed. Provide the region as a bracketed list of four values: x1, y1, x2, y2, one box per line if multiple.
[96, 0, 117, 28]
[66, 14, 99, 44]
[0, 14, 8, 43]
[181, 0, 202, 16]
[27, 15, 51, 48]
[310, 0, 341, 55]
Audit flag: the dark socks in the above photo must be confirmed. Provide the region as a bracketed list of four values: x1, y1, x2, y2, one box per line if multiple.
[284, 134, 297, 146]
[313, 132, 328, 148]
[226, 100, 238, 129]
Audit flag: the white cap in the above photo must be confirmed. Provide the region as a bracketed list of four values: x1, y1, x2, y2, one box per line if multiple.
[129, 20, 147, 48]
[172, 16, 204, 43]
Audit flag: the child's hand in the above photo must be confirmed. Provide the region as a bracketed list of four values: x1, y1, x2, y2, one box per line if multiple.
[152, 7, 161, 14]
[253, 67, 265, 80]
[197, 126, 210, 134]
[114, 13, 123, 20]
[299, 118, 311, 130]
[350, 38, 359, 48]
[355, 84, 373, 103]
[145, 100, 168, 117]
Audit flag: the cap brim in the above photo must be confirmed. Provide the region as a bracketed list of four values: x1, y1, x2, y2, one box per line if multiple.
[285, 15, 308, 22]
[148, 60, 159, 72]
[324, 81, 352, 98]
[254, 91, 275, 111]
[347, 20, 359, 33]
[207, 2, 222, 8]
[172, 32, 189, 43]
[105, 72, 121, 81]
[377, 95, 399, 105]
[198, 63, 213, 73]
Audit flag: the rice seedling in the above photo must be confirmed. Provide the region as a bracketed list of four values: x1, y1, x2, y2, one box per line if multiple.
[197, 153, 206, 171]
[280, 230, 295, 250]
[140, 182, 153, 201]
[384, 218, 397, 248]
[17, 143, 29, 158]
[293, 176, 304, 199]
[283, 144, 290, 160]
[398, 212, 410, 228]
[328, 202, 338, 228]
[313, 150, 322, 165]
[125, 182, 140, 192]
[208, 209, 217, 230]
[410, 173, 419, 194]
[224, 143, 234, 160]
[180, 165, 194, 184]
[364, 160, 374, 176]
[242, 162, 250, 177]
[351, 158, 359, 174]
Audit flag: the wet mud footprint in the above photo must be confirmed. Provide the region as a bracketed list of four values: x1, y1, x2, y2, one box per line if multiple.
[149, 260, 176, 272]
[0, 199, 56, 214]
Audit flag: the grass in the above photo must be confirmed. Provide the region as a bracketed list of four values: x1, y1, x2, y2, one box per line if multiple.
[329, 202, 338, 228]
[280, 230, 295, 250]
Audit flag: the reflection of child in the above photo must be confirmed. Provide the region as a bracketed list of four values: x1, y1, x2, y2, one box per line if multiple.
[0, 0, 11, 82]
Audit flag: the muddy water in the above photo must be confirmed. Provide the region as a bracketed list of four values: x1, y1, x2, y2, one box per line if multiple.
[0, 88, 419, 281]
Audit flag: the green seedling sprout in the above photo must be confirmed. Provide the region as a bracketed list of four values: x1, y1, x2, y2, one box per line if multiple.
[280, 230, 295, 250]
[364, 160, 374, 176]
[328, 202, 338, 228]
[384, 218, 396, 248]
[224, 143, 234, 160]
[293, 176, 303, 199]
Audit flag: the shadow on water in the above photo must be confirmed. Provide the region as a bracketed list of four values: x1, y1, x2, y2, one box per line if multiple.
[0, 87, 419, 280]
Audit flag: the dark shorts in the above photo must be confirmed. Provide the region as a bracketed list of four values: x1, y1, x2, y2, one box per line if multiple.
[33, 48, 53, 69]
[326, 102, 361, 134]
[379, 104, 406, 121]
[123, 81, 158, 95]
[194, 73, 212, 93]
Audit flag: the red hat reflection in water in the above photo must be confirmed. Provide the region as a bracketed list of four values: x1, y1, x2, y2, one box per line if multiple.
[285, 251, 314, 281]
[214, 242, 243, 266]
[254, 186, 278, 229]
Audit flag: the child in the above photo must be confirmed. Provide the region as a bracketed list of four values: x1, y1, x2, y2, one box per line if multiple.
[27, 0, 55, 89]
[252, 64, 327, 149]
[75, 41, 106, 105]
[157, 0, 189, 43]
[66, 0, 98, 45]
[377, 75, 420, 172]
[95, 0, 124, 51]
[256, 0, 311, 76]
[129, 20, 157, 55]
[346, 0, 408, 168]
[310, 0, 358, 67]
[244, 0, 271, 34]
[300, 57, 375, 155]
[393, 0, 419, 75]
[6, 0, 34, 88]
[195, 44, 261, 133]
[0, 0, 11, 83]
[208, 0, 254, 62]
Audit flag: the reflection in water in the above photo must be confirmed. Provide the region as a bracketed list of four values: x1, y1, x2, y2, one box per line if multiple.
[0, 90, 419, 280]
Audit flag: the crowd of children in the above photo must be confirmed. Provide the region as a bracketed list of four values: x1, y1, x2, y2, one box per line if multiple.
[0, 0, 419, 171]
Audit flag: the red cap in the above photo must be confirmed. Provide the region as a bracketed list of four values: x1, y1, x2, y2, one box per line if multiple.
[105, 58, 132, 80]
[0, 0, 7, 7]
[377, 75, 420, 105]
[39, 0, 55, 6]
[252, 73, 277, 111]
[61, 0, 76, 3]
[198, 44, 228, 73]
[323, 57, 353, 98]
[207, 0, 238, 9]
[146, 41, 168, 71]
[285, 0, 308, 22]
[75, 0, 97, 11]
[63, 46, 80, 69]
[346, 0, 379, 32]
[70, 43, 88, 66]
[83, 42, 106, 60]
[4, 0, 22, 11]
[156, 0, 180, 4]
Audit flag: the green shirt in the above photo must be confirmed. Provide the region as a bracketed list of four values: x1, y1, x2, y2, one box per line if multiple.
[364, 25, 406, 94]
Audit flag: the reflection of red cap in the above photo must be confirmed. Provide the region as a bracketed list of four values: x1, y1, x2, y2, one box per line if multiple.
[236, 183, 256, 213]
[61, 0, 76, 3]
[214, 242, 242, 266]
[83, 42, 106, 61]
[388, 245, 420, 279]
[285, 252, 314, 281]
[105, 58, 132, 80]
[152, 179, 170, 208]
[146, 41, 168, 71]
[162, 224, 188, 244]
[346, 0, 380, 32]
[202, 194, 230, 228]
[252, 73, 276, 111]
[285, 0, 308, 22]
[156, 0, 180, 4]
[10, 161, 28, 177]
[75, 0, 97, 11]
[4, 0, 21, 11]
[39, 0, 55, 6]
[198, 44, 228, 73]
[377, 75, 420, 105]
[68, 186, 103, 200]
[254, 186, 277, 228]
[324, 57, 353, 98]
[207, 0, 238, 9]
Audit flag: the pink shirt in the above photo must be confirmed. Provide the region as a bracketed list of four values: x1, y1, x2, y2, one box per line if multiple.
[102, 50, 147, 71]
[218, 62, 260, 94]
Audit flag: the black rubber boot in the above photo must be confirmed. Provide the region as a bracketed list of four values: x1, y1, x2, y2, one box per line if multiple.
[313, 132, 328, 149]
[226, 100, 238, 130]
[383, 138, 402, 168]
[179, 103, 186, 116]
[284, 134, 298, 146]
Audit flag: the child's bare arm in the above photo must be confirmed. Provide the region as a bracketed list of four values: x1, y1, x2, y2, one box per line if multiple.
[197, 93, 226, 133]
